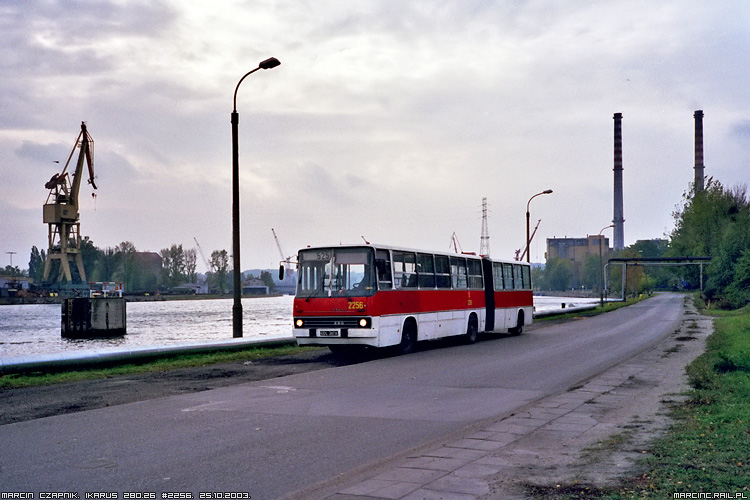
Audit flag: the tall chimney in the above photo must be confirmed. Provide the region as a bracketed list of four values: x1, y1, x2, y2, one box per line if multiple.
[694, 110, 705, 192]
[613, 112, 624, 250]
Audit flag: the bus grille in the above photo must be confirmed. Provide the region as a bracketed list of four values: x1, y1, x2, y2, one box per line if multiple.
[294, 317, 366, 328]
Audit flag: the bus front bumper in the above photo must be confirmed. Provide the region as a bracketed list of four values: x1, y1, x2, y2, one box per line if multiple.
[293, 316, 378, 347]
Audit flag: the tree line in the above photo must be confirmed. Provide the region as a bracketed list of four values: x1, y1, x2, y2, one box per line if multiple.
[669, 178, 750, 308]
[16, 240, 239, 294]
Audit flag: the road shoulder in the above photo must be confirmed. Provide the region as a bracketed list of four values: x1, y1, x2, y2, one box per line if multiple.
[0, 349, 346, 425]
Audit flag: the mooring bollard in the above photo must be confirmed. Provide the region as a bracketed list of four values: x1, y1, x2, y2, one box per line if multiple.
[62, 297, 127, 338]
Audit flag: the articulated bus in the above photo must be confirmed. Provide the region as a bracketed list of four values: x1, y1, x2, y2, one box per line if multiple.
[292, 244, 533, 354]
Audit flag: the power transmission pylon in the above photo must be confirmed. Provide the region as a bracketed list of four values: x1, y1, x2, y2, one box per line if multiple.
[480, 197, 490, 257]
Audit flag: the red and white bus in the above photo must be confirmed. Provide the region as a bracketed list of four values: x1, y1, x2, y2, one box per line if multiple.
[292, 244, 533, 354]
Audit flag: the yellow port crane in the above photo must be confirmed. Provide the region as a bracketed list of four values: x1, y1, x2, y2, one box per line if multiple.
[42, 122, 97, 284]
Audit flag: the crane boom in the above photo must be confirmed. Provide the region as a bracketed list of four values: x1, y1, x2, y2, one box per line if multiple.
[517, 219, 541, 261]
[272, 228, 291, 267]
[69, 123, 96, 210]
[194, 237, 213, 272]
[450, 232, 463, 254]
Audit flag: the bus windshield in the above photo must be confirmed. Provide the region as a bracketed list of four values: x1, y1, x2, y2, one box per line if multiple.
[297, 247, 375, 298]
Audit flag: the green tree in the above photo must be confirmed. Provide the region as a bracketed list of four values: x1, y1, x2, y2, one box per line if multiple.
[116, 241, 138, 292]
[80, 236, 98, 282]
[724, 248, 750, 307]
[545, 257, 574, 291]
[28, 246, 46, 283]
[628, 239, 670, 290]
[160, 244, 186, 288]
[581, 254, 601, 291]
[184, 248, 197, 283]
[531, 265, 545, 291]
[669, 180, 746, 255]
[260, 270, 276, 292]
[2, 265, 24, 277]
[669, 179, 750, 307]
[210, 250, 229, 293]
[95, 247, 120, 282]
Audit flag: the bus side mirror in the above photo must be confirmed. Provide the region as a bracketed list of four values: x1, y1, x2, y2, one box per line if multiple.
[279, 265, 285, 281]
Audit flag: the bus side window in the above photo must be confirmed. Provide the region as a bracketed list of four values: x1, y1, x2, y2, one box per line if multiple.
[503, 263, 514, 290]
[417, 253, 436, 288]
[435, 255, 451, 288]
[467, 259, 483, 289]
[513, 264, 523, 290]
[522, 265, 531, 289]
[493, 262, 504, 291]
[450, 256, 467, 289]
[376, 250, 392, 290]
[393, 251, 417, 288]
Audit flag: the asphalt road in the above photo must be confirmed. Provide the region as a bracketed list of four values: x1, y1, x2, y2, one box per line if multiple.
[0, 293, 684, 499]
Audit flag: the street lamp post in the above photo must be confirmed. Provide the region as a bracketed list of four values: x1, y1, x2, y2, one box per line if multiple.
[525, 190, 553, 263]
[598, 224, 614, 307]
[232, 57, 281, 338]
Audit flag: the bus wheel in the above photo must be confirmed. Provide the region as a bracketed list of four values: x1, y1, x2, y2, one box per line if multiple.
[509, 312, 524, 335]
[464, 315, 478, 344]
[396, 321, 417, 355]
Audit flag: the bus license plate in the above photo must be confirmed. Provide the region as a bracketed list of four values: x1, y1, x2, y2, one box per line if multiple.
[319, 330, 340, 337]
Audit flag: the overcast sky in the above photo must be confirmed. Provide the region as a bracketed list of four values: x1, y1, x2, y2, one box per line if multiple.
[2, 0, 749, 273]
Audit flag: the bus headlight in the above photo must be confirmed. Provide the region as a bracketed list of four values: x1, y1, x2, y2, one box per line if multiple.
[295, 319, 304, 328]
[359, 318, 368, 328]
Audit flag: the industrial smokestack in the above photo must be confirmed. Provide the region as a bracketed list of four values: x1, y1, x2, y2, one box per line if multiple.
[694, 110, 705, 192]
[613, 112, 624, 250]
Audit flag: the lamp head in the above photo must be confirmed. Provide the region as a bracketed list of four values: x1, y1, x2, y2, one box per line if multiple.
[259, 57, 281, 70]
[543, 189, 553, 194]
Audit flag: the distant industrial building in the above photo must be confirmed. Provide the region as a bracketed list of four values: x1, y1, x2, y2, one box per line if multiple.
[547, 235, 610, 261]
[546, 235, 610, 280]
[242, 278, 269, 295]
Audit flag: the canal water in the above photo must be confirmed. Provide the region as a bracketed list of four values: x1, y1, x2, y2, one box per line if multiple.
[0, 295, 597, 358]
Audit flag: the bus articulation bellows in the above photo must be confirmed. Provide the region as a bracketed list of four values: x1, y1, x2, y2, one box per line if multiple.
[292, 244, 533, 354]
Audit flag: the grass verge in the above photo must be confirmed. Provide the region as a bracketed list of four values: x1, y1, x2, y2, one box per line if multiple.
[529, 301, 750, 499]
[0, 345, 321, 390]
